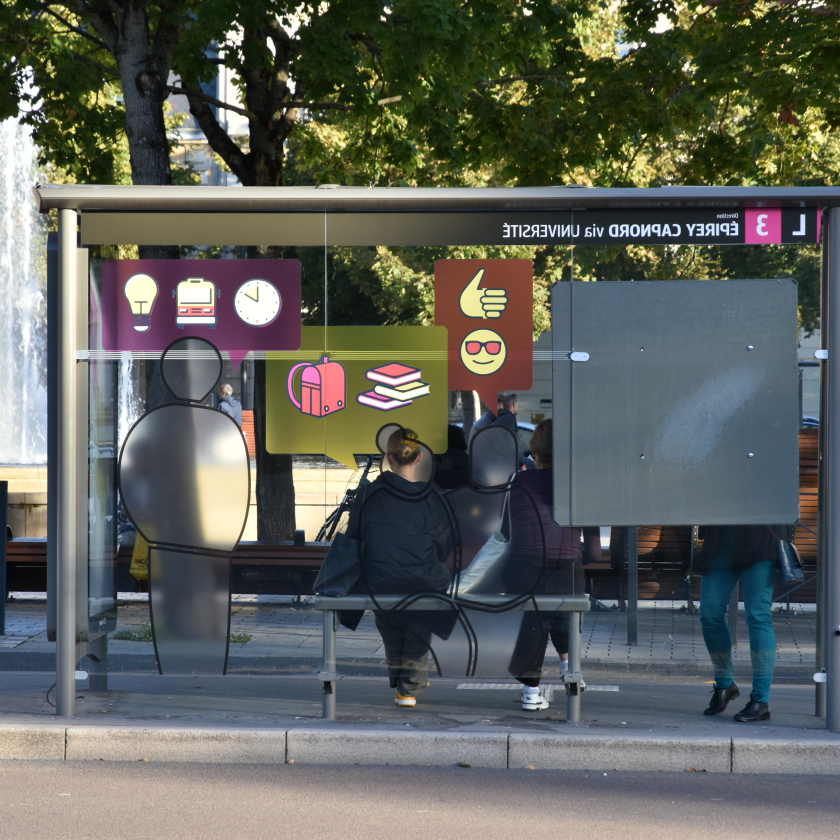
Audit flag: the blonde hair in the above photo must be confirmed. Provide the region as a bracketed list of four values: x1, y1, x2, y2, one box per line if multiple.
[387, 428, 422, 466]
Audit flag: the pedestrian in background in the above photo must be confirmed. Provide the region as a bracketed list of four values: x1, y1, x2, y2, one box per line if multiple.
[697, 525, 792, 722]
[503, 420, 601, 710]
[217, 383, 242, 427]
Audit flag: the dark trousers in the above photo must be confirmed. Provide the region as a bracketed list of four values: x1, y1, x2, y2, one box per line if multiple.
[503, 556, 584, 687]
[374, 613, 432, 697]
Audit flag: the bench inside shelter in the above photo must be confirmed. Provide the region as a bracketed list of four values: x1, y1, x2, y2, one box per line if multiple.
[312, 593, 591, 722]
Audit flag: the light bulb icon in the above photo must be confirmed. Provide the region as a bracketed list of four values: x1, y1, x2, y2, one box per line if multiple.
[124, 273, 159, 332]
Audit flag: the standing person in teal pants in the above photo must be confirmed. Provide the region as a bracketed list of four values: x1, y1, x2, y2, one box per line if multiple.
[697, 525, 789, 722]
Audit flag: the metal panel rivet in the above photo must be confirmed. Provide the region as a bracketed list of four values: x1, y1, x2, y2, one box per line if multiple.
[747, 453, 754, 458]
[640, 454, 644, 459]
[747, 345, 754, 350]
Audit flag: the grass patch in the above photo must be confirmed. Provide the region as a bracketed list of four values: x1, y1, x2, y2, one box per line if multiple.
[114, 624, 153, 643]
[113, 625, 252, 644]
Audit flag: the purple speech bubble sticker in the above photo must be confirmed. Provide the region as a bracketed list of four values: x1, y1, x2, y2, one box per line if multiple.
[101, 260, 301, 367]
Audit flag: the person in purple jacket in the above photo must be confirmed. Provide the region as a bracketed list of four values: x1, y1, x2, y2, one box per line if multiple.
[502, 419, 601, 711]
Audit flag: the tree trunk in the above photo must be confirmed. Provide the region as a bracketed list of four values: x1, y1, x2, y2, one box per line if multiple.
[253, 359, 296, 541]
[112, 4, 172, 188]
[111, 3, 178, 263]
[246, 244, 296, 541]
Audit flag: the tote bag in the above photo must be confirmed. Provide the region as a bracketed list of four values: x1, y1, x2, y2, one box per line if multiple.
[313, 533, 361, 596]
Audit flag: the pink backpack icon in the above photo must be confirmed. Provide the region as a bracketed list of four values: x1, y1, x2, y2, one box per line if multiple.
[287, 356, 346, 417]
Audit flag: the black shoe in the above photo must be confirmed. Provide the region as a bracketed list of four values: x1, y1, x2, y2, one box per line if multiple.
[733, 699, 770, 722]
[703, 682, 740, 715]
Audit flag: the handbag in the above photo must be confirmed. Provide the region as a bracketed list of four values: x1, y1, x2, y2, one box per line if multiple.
[313, 532, 361, 596]
[767, 526, 805, 583]
[455, 495, 511, 595]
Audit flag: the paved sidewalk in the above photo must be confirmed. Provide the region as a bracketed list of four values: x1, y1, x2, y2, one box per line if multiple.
[0, 594, 818, 681]
[1, 594, 833, 773]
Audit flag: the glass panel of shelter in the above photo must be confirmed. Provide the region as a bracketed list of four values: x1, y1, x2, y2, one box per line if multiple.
[84, 212, 811, 717]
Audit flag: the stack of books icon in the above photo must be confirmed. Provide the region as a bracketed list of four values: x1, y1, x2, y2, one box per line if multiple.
[357, 363, 430, 411]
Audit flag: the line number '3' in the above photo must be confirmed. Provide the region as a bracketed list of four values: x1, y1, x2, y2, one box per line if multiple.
[756, 214, 769, 236]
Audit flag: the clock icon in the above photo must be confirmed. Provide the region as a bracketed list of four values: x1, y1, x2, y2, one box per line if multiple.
[234, 279, 282, 327]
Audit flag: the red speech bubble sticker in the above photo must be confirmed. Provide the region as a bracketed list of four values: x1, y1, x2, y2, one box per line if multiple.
[434, 259, 533, 410]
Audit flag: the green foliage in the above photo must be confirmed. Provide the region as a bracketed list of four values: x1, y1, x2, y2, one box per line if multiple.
[113, 624, 154, 643]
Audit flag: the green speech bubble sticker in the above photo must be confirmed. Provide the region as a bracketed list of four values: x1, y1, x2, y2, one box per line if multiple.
[266, 326, 449, 468]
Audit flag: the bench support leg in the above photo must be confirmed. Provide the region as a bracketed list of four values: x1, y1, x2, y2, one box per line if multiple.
[322, 609, 336, 720]
[566, 611, 582, 723]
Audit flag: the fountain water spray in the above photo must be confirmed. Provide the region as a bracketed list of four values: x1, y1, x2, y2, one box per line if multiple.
[0, 118, 47, 465]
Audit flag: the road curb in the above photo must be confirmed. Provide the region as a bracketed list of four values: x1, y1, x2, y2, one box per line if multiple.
[0, 725, 66, 760]
[732, 737, 840, 774]
[287, 728, 508, 768]
[508, 732, 732, 772]
[2, 725, 840, 772]
[65, 726, 287, 764]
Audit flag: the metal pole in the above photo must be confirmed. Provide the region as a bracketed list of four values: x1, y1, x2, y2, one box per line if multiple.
[827, 207, 840, 732]
[817, 210, 829, 717]
[56, 209, 78, 717]
[322, 610, 336, 720]
[0, 481, 7, 634]
[566, 612, 582, 723]
[627, 527, 638, 646]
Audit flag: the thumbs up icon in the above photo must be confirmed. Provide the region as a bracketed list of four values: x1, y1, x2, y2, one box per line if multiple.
[458, 268, 508, 319]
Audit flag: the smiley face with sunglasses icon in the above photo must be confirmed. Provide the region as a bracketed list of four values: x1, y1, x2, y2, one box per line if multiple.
[459, 328, 507, 375]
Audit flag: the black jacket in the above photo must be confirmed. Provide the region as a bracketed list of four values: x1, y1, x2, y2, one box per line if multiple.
[346, 471, 453, 594]
[696, 524, 794, 573]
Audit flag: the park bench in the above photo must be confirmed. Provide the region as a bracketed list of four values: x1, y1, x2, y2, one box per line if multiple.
[4, 538, 328, 598]
[310, 593, 591, 722]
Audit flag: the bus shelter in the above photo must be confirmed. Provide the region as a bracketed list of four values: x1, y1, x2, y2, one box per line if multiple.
[33, 184, 840, 730]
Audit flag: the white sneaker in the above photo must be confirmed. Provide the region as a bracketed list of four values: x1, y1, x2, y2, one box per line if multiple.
[521, 688, 549, 711]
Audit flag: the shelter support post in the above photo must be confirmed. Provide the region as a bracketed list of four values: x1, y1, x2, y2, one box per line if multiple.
[322, 610, 337, 720]
[56, 209, 80, 717]
[817, 210, 829, 718]
[627, 527, 638, 646]
[827, 207, 840, 732]
[565, 612, 583, 723]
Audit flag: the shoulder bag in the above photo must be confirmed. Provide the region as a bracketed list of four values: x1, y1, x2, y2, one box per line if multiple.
[313, 532, 361, 596]
[767, 526, 804, 583]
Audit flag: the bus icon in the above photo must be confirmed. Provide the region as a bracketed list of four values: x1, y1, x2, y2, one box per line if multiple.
[174, 278, 219, 327]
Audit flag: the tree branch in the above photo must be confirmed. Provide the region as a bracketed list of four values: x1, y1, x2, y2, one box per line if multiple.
[282, 95, 402, 111]
[70, 49, 118, 77]
[62, 1, 118, 54]
[184, 90, 251, 185]
[476, 74, 569, 87]
[34, 2, 109, 50]
[166, 84, 259, 125]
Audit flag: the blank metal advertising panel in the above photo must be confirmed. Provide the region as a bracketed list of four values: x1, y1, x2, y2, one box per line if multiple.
[552, 279, 799, 527]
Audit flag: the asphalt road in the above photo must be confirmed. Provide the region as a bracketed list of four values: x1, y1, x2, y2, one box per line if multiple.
[0, 762, 837, 839]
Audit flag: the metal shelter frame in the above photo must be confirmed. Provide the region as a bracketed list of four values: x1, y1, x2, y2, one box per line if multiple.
[33, 184, 840, 730]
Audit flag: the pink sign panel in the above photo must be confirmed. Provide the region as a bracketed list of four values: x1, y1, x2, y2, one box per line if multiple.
[101, 260, 301, 367]
[744, 209, 782, 245]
